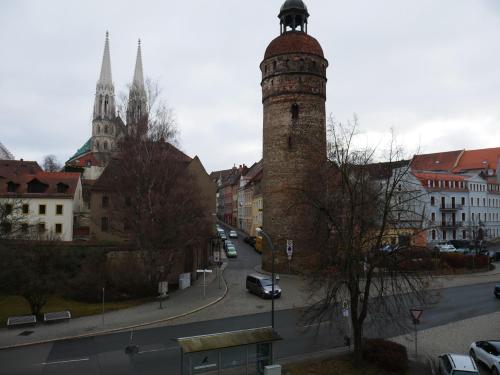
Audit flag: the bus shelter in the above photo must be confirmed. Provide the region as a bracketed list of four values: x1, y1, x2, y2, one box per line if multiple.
[177, 327, 282, 375]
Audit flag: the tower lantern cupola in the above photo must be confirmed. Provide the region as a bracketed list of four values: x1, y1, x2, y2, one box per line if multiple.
[278, 0, 309, 34]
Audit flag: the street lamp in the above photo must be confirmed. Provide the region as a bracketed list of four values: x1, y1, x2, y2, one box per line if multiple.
[256, 227, 276, 331]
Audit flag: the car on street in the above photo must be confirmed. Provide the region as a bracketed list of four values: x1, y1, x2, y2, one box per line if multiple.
[246, 274, 281, 299]
[226, 246, 237, 258]
[229, 230, 238, 239]
[224, 240, 233, 250]
[437, 353, 479, 374]
[220, 232, 227, 240]
[244, 236, 256, 247]
[495, 285, 500, 299]
[434, 243, 457, 252]
[469, 340, 500, 374]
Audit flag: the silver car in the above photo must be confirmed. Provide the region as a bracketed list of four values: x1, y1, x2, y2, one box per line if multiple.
[438, 353, 479, 374]
[470, 341, 500, 374]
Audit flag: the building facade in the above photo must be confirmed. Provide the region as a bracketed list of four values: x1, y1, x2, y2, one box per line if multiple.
[0, 160, 82, 241]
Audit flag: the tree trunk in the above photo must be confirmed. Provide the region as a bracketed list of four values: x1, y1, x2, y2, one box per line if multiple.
[352, 317, 363, 362]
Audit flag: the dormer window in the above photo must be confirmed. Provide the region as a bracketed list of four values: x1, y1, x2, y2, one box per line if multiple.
[27, 179, 48, 193]
[7, 181, 19, 193]
[57, 183, 69, 193]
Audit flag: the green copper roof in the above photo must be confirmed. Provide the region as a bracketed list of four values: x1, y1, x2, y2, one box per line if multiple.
[68, 138, 91, 161]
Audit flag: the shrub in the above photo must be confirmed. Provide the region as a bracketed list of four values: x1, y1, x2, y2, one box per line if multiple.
[440, 253, 489, 270]
[362, 338, 408, 373]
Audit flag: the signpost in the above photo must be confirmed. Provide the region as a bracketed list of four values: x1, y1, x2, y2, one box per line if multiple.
[158, 281, 168, 309]
[410, 308, 423, 358]
[197, 269, 213, 298]
[286, 240, 293, 273]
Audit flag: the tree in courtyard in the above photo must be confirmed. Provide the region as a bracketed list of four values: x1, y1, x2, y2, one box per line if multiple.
[302, 116, 431, 361]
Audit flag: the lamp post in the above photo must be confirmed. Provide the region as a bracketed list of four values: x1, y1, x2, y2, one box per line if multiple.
[256, 227, 276, 331]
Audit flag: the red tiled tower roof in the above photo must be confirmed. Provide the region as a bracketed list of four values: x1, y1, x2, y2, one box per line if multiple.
[264, 32, 324, 59]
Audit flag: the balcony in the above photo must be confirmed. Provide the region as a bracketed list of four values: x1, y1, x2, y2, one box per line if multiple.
[439, 221, 464, 229]
[439, 204, 463, 212]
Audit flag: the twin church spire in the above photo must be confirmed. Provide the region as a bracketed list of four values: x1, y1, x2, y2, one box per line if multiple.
[91, 32, 147, 155]
[93, 32, 147, 125]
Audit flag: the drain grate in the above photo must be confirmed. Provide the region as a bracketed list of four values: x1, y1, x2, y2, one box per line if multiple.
[19, 330, 34, 336]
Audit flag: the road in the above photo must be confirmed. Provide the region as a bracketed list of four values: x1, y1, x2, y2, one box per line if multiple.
[1, 228, 500, 374]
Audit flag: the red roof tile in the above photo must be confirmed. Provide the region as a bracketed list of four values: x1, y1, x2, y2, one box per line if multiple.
[452, 147, 500, 174]
[411, 150, 463, 172]
[413, 172, 468, 182]
[264, 32, 324, 60]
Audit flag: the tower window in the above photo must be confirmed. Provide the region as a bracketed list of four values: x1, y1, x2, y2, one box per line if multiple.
[104, 125, 108, 134]
[291, 103, 300, 120]
[97, 125, 100, 134]
[104, 141, 108, 150]
[104, 95, 109, 114]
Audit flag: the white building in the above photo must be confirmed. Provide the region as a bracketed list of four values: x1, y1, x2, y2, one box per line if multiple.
[0, 160, 83, 241]
[411, 148, 500, 245]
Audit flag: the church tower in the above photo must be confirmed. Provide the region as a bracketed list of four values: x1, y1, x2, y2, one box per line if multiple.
[126, 40, 148, 135]
[261, 0, 328, 272]
[91, 32, 119, 155]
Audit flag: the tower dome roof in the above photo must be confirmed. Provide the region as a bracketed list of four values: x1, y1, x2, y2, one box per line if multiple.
[280, 0, 308, 13]
[264, 32, 323, 60]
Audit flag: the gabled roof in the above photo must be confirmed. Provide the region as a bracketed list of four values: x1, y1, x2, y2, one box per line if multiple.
[452, 147, 500, 174]
[0, 142, 14, 160]
[93, 142, 192, 191]
[411, 150, 463, 172]
[0, 161, 80, 198]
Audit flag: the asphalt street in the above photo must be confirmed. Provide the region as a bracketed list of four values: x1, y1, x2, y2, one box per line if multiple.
[1, 228, 500, 374]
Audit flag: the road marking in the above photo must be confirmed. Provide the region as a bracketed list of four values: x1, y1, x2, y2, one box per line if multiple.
[138, 347, 177, 354]
[300, 321, 333, 328]
[41, 357, 90, 365]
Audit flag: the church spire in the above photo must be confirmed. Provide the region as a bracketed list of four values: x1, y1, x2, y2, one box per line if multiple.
[98, 31, 113, 85]
[126, 39, 148, 128]
[93, 31, 116, 120]
[132, 39, 145, 90]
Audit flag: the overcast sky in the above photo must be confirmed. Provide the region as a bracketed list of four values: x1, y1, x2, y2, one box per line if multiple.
[1, 0, 499, 173]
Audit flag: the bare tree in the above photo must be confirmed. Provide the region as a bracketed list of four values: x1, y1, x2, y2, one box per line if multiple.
[42, 154, 62, 172]
[303, 116, 431, 361]
[117, 78, 179, 145]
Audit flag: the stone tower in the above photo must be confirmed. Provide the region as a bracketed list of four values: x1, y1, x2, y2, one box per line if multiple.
[261, 0, 328, 273]
[91, 32, 119, 155]
[126, 39, 148, 135]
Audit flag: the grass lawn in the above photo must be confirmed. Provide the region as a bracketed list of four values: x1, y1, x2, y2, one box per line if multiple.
[0, 295, 151, 327]
[283, 355, 408, 375]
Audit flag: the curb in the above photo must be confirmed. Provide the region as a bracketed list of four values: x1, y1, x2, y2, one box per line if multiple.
[0, 263, 229, 351]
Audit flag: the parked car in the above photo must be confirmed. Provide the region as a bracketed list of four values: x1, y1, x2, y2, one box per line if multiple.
[437, 353, 479, 374]
[244, 236, 256, 247]
[224, 240, 233, 250]
[470, 341, 500, 374]
[246, 274, 281, 299]
[229, 230, 238, 239]
[220, 232, 227, 240]
[494, 285, 500, 299]
[226, 246, 237, 258]
[434, 243, 456, 253]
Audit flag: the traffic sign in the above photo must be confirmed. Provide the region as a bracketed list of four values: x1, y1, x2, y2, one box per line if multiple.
[410, 308, 423, 324]
[286, 240, 293, 259]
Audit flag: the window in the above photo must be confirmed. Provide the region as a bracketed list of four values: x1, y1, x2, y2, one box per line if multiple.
[21, 223, 28, 233]
[431, 212, 435, 222]
[273, 61, 277, 70]
[55, 223, 62, 234]
[431, 197, 435, 206]
[461, 212, 465, 222]
[471, 197, 473, 206]
[291, 103, 300, 120]
[102, 196, 109, 208]
[461, 197, 465, 206]
[101, 217, 109, 232]
[443, 231, 446, 240]
[104, 141, 108, 150]
[462, 230, 466, 239]
[483, 198, 486, 206]
[5, 204, 12, 215]
[472, 213, 475, 222]
[57, 183, 68, 193]
[452, 230, 456, 240]
[38, 222, 46, 233]
[28, 179, 48, 193]
[7, 181, 18, 192]
[431, 230, 436, 240]
[56, 204, 63, 215]
[22, 204, 29, 214]
[39, 204, 46, 215]
[441, 197, 446, 208]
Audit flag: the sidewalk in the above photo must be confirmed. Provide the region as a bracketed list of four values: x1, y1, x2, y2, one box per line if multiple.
[0, 262, 228, 349]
